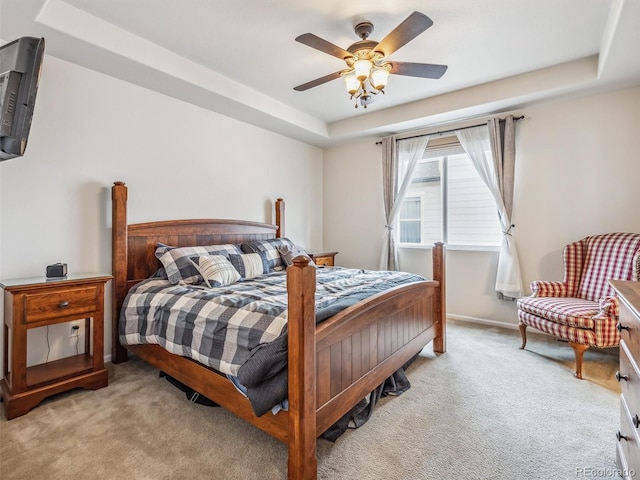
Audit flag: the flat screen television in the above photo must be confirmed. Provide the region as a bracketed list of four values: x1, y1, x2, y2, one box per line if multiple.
[0, 37, 45, 161]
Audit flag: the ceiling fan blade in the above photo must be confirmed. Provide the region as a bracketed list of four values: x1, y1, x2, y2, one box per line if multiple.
[295, 33, 353, 60]
[374, 11, 434, 58]
[293, 70, 343, 91]
[390, 61, 447, 79]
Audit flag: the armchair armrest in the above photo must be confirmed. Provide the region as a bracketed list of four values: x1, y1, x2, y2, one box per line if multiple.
[530, 280, 568, 297]
[596, 295, 619, 318]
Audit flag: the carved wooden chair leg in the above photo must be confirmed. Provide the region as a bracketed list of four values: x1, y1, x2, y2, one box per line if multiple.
[519, 323, 527, 349]
[568, 342, 590, 379]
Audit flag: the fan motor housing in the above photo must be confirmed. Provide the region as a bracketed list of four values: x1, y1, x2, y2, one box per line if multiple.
[347, 39, 378, 54]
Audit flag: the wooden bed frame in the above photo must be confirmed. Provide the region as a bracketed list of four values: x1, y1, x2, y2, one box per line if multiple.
[111, 181, 446, 480]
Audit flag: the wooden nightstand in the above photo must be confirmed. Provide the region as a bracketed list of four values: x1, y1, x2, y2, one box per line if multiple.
[1, 273, 112, 419]
[308, 251, 338, 267]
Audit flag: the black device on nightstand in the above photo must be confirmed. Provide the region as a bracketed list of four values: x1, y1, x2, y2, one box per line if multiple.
[46, 262, 67, 278]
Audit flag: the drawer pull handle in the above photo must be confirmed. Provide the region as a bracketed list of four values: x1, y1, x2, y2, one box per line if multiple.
[616, 371, 630, 382]
[59, 301, 70, 308]
[634, 415, 640, 429]
[617, 431, 630, 442]
[617, 323, 630, 332]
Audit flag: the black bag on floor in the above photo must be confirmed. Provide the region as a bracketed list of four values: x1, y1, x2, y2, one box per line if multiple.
[159, 371, 219, 407]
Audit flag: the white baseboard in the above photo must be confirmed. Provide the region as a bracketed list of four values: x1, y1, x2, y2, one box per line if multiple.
[447, 313, 550, 338]
[448, 313, 517, 330]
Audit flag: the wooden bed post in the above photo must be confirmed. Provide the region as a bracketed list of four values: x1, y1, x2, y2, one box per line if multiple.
[275, 198, 284, 238]
[287, 256, 317, 480]
[432, 242, 446, 354]
[111, 181, 129, 364]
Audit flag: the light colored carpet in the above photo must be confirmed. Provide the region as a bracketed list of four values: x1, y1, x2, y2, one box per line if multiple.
[0, 320, 620, 480]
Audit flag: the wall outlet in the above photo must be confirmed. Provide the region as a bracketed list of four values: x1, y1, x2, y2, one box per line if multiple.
[69, 324, 80, 337]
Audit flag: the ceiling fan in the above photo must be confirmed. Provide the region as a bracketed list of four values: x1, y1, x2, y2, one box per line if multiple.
[293, 11, 448, 108]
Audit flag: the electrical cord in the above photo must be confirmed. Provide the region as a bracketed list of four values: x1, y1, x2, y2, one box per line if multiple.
[72, 325, 80, 355]
[45, 325, 51, 362]
[45, 324, 80, 362]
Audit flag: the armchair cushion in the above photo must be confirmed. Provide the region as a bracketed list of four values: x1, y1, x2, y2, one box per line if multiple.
[518, 296, 599, 330]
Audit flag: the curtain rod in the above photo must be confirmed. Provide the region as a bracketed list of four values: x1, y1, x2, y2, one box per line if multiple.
[374, 115, 525, 145]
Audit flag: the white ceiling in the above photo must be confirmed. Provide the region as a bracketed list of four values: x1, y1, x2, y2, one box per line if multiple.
[2, 0, 640, 147]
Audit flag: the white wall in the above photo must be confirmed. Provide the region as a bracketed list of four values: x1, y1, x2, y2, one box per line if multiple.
[323, 85, 640, 327]
[0, 55, 323, 370]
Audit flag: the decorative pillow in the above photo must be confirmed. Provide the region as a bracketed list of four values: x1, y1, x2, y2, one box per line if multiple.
[277, 245, 315, 267]
[240, 238, 296, 272]
[155, 243, 243, 284]
[229, 252, 269, 279]
[190, 255, 241, 288]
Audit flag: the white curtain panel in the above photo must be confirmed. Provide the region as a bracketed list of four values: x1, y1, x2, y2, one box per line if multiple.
[379, 135, 430, 270]
[456, 123, 523, 298]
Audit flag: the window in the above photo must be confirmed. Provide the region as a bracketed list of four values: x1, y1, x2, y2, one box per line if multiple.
[399, 197, 422, 243]
[398, 136, 502, 248]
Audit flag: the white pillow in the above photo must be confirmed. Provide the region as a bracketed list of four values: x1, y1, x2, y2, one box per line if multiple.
[190, 255, 241, 288]
[229, 253, 269, 279]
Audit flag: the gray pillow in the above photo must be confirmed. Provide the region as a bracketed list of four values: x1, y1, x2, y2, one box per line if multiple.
[241, 237, 296, 272]
[277, 245, 315, 267]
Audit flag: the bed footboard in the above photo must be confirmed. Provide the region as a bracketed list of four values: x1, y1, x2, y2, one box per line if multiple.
[286, 244, 445, 480]
[314, 280, 437, 433]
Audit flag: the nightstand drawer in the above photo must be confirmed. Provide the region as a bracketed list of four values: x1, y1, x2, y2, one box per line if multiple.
[24, 286, 99, 323]
[309, 251, 338, 267]
[314, 256, 334, 267]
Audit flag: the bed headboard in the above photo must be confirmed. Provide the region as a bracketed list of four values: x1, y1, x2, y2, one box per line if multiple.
[111, 181, 285, 362]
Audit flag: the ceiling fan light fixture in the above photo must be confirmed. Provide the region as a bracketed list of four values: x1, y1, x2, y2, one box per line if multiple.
[343, 73, 359, 95]
[370, 66, 390, 91]
[354, 59, 373, 81]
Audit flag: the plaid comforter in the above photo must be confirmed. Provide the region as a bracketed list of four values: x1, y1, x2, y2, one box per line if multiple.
[119, 267, 425, 414]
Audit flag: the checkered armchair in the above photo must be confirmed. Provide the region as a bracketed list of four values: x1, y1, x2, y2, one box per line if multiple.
[517, 233, 640, 379]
